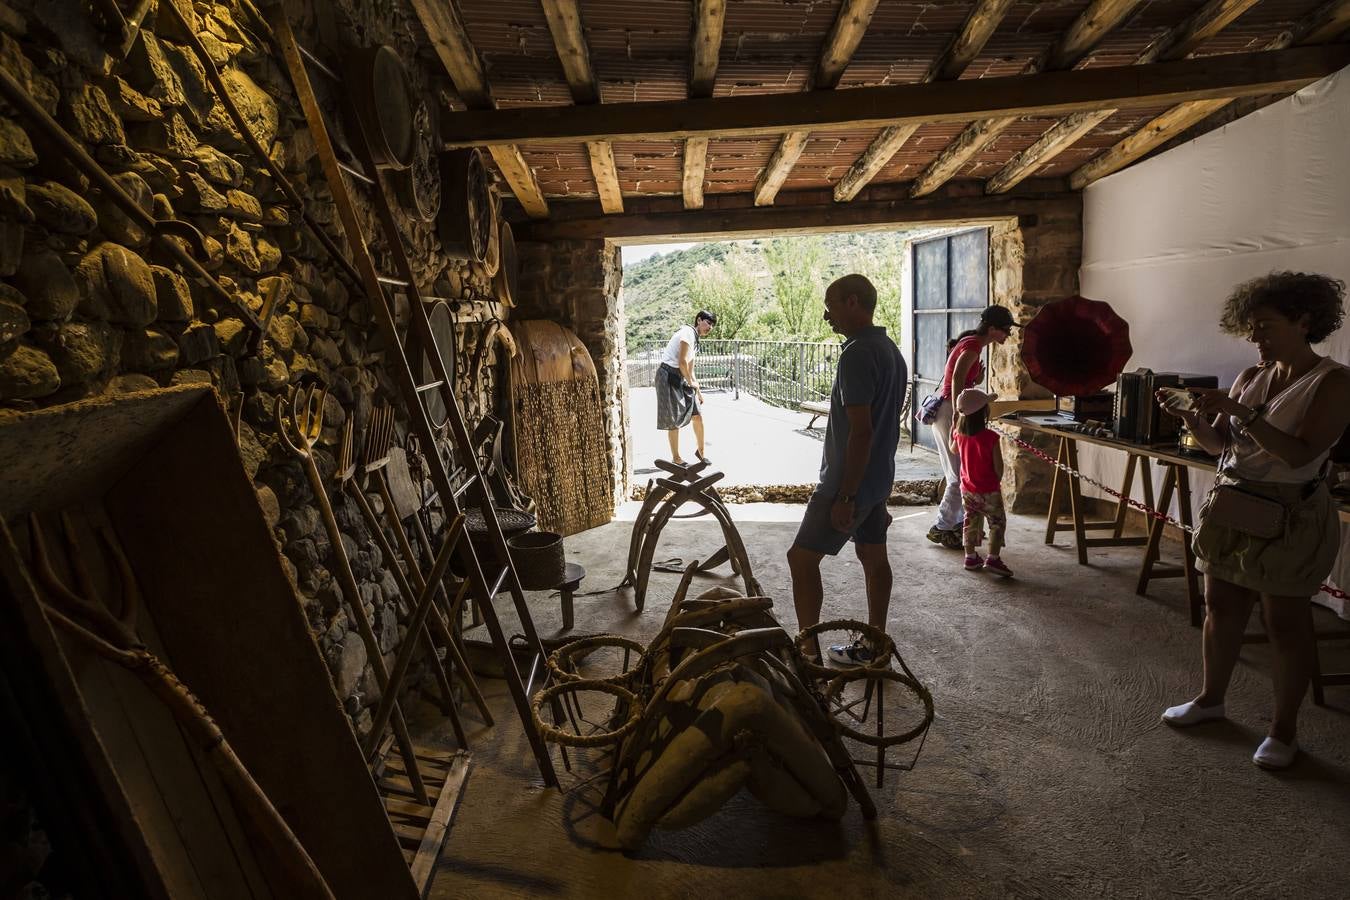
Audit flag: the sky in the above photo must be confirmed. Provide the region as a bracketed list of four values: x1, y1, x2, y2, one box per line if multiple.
[620, 242, 699, 264]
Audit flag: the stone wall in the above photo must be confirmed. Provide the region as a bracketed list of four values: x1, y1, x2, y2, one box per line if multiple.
[0, 0, 513, 736]
[514, 238, 629, 505]
[989, 201, 1084, 512]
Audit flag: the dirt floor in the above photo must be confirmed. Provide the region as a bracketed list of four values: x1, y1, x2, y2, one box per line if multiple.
[418, 506, 1350, 899]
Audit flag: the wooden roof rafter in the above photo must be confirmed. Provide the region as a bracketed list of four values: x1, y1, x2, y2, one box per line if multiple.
[751, 0, 882, 207]
[832, 0, 1016, 203]
[538, 0, 622, 214]
[441, 46, 1350, 147]
[1069, 0, 1350, 189]
[986, 0, 1265, 195]
[408, 0, 549, 218]
[682, 0, 727, 211]
[907, 0, 1148, 199]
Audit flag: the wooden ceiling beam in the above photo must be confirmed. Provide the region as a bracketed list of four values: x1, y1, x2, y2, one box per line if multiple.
[833, 0, 1015, 203]
[540, 0, 622, 214]
[753, 0, 881, 207]
[683, 0, 726, 210]
[988, 0, 1261, 194]
[1069, 0, 1350, 189]
[513, 181, 1080, 243]
[909, 0, 1146, 198]
[443, 46, 1350, 147]
[409, 0, 549, 217]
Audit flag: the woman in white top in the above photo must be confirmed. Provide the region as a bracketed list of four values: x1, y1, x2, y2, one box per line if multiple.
[655, 310, 716, 464]
[1157, 272, 1349, 770]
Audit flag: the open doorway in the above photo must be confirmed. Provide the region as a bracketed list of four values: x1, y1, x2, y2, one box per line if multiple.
[619, 228, 982, 498]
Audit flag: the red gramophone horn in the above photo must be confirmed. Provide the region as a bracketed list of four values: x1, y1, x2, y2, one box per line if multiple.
[1020, 296, 1132, 396]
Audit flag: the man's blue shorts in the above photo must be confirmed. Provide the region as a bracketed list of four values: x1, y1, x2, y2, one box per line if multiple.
[792, 489, 891, 556]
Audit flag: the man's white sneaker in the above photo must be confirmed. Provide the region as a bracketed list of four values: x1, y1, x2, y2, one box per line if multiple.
[1160, 700, 1226, 726]
[826, 639, 875, 667]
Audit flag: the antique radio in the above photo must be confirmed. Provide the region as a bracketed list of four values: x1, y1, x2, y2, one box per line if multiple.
[1056, 392, 1114, 422]
[1114, 370, 1219, 443]
[1113, 369, 1148, 441]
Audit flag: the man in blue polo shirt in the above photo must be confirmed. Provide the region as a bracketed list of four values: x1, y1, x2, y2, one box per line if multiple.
[787, 274, 906, 666]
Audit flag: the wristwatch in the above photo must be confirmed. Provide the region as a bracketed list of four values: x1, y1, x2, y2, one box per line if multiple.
[835, 493, 855, 504]
[1237, 402, 1266, 428]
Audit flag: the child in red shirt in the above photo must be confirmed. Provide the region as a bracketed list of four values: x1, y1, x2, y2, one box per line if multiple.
[950, 388, 1012, 577]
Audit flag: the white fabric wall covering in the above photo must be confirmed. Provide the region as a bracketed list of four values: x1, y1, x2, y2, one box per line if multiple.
[1077, 66, 1350, 614]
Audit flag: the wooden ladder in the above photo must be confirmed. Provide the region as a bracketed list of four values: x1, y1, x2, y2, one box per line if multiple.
[270, 10, 558, 787]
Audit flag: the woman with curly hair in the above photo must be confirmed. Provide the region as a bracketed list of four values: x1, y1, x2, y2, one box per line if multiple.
[1157, 272, 1350, 769]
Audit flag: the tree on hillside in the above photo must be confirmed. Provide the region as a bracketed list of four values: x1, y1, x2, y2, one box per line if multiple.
[762, 236, 824, 338]
[686, 244, 757, 338]
[843, 233, 906, 342]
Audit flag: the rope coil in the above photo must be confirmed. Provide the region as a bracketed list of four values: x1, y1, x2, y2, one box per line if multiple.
[531, 680, 642, 748]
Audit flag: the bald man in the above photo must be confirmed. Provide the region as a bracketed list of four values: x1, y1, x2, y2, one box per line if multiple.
[787, 274, 906, 666]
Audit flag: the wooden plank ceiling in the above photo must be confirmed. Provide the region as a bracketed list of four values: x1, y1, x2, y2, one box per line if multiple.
[410, 0, 1350, 220]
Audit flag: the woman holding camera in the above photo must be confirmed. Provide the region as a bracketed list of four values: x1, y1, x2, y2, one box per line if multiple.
[1158, 272, 1349, 769]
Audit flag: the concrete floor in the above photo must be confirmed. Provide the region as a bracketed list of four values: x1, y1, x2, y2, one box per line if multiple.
[422, 506, 1350, 899]
[628, 387, 943, 487]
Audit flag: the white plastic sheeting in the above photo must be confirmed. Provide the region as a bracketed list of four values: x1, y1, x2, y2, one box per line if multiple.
[1076, 66, 1350, 614]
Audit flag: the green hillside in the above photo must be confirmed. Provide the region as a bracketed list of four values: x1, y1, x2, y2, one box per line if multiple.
[622, 231, 915, 348]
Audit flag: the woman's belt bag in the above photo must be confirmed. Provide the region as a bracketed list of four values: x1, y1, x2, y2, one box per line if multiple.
[1205, 485, 1286, 539]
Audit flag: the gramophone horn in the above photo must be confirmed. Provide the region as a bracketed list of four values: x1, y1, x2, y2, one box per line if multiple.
[1020, 296, 1133, 397]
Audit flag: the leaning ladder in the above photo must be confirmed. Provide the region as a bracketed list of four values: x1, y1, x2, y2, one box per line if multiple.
[270, 10, 558, 786]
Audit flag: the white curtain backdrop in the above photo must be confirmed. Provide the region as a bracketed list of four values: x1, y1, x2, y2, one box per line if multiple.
[1077, 65, 1350, 614]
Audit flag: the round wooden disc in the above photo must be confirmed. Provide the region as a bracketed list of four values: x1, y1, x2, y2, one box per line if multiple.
[420, 300, 455, 428]
[492, 220, 517, 307]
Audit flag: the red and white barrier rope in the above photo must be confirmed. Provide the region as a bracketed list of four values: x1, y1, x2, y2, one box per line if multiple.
[990, 423, 1349, 602]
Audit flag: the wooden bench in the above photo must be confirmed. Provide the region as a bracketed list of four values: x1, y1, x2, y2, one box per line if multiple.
[801, 400, 830, 429]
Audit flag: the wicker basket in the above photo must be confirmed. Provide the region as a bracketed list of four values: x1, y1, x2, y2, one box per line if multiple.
[508, 531, 564, 590]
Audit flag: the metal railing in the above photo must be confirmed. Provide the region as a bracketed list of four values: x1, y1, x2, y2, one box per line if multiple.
[628, 339, 841, 409]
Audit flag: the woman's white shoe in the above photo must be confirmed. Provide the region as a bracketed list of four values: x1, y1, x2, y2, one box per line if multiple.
[1160, 701, 1226, 726]
[1253, 737, 1298, 770]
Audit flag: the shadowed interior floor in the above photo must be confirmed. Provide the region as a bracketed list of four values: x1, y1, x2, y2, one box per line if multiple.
[419, 507, 1350, 899]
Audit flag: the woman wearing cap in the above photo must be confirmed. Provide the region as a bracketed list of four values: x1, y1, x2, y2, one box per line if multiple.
[656, 310, 716, 464]
[927, 306, 1017, 549]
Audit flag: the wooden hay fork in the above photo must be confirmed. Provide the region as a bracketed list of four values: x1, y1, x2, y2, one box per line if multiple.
[27, 512, 334, 899]
[275, 384, 429, 804]
[340, 409, 494, 748]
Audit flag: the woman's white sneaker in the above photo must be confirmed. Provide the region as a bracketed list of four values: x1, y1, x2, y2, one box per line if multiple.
[1253, 737, 1298, 770]
[1160, 700, 1226, 726]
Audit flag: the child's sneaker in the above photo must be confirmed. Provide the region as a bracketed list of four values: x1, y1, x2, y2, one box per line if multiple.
[963, 553, 984, 571]
[826, 639, 875, 667]
[983, 556, 1014, 578]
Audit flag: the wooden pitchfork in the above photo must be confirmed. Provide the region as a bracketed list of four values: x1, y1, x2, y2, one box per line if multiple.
[357, 407, 493, 729]
[337, 419, 470, 749]
[27, 513, 334, 899]
[274, 384, 430, 804]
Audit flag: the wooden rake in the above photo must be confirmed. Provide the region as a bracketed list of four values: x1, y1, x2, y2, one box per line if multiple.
[336, 418, 460, 738]
[356, 408, 493, 732]
[275, 384, 430, 805]
[27, 512, 334, 899]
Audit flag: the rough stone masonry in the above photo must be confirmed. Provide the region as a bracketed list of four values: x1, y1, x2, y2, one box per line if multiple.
[0, 0, 514, 736]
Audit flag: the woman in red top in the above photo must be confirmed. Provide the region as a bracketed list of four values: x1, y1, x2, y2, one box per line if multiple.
[949, 387, 1012, 577]
[927, 305, 1018, 549]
